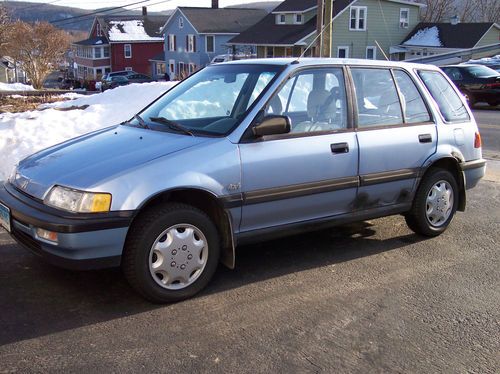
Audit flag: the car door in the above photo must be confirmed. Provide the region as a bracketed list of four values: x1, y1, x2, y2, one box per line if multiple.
[238, 67, 359, 233]
[350, 67, 437, 210]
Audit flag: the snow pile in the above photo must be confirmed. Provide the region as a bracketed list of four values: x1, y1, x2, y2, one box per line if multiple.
[108, 20, 163, 42]
[403, 26, 442, 47]
[0, 82, 35, 91]
[0, 81, 176, 180]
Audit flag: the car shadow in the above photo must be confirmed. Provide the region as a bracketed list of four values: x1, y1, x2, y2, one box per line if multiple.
[0, 221, 428, 346]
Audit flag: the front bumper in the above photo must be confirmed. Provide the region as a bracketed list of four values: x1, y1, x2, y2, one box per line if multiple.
[0, 182, 133, 270]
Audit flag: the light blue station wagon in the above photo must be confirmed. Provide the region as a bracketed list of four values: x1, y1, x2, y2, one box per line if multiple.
[0, 58, 486, 302]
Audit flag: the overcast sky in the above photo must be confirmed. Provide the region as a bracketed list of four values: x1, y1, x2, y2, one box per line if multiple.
[6, 0, 275, 11]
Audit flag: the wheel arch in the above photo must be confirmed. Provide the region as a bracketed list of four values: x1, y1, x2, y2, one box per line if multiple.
[420, 156, 466, 211]
[129, 187, 236, 269]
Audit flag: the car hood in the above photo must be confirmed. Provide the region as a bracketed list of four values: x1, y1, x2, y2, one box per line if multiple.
[13, 125, 210, 200]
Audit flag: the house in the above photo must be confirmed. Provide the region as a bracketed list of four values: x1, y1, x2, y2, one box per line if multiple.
[72, 10, 169, 81]
[395, 22, 500, 61]
[157, 0, 267, 80]
[0, 56, 15, 83]
[228, 0, 424, 60]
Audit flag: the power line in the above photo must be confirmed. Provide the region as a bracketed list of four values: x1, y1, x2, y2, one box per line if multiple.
[53, 0, 171, 27]
[49, 0, 157, 24]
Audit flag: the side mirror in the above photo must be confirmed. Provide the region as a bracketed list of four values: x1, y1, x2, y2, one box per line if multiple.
[252, 115, 291, 137]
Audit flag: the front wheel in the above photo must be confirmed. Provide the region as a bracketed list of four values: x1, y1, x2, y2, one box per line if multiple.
[122, 203, 220, 303]
[405, 169, 458, 237]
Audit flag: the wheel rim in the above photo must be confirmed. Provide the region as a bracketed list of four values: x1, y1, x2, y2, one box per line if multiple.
[425, 180, 454, 227]
[148, 224, 208, 290]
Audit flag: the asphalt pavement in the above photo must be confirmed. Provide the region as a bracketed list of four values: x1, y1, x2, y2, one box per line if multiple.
[0, 109, 498, 373]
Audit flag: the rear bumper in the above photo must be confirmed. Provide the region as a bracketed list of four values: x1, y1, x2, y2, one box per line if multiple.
[0, 182, 132, 270]
[461, 158, 486, 190]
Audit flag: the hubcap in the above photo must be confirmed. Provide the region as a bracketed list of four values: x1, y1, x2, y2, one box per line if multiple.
[148, 224, 208, 290]
[425, 180, 454, 227]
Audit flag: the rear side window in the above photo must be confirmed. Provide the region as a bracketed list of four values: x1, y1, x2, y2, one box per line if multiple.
[418, 70, 469, 123]
[393, 70, 431, 124]
[351, 68, 403, 127]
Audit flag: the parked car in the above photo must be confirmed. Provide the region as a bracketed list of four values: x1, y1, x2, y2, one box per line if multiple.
[100, 70, 137, 91]
[126, 73, 154, 84]
[442, 64, 500, 107]
[0, 59, 486, 303]
[101, 75, 129, 91]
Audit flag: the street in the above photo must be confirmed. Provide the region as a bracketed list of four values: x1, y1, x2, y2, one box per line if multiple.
[0, 110, 499, 373]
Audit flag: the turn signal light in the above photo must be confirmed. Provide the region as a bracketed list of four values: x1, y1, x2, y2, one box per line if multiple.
[36, 228, 58, 243]
[474, 132, 481, 148]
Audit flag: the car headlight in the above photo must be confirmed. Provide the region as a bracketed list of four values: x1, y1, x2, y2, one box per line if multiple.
[44, 186, 112, 213]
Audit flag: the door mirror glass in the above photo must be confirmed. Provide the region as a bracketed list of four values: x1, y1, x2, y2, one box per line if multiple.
[253, 115, 291, 137]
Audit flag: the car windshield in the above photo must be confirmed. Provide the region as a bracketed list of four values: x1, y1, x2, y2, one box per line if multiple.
[129, 64, 283, 136]
[464, 65, 499, 78]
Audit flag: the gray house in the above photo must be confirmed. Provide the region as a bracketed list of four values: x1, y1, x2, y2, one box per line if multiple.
[155, 1, 267, 80]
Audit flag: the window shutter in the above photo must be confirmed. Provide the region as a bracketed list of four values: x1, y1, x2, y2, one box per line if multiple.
[174, 35, 177, 51]
[186, 35, 189, 50]
[193, 36, 196, 52]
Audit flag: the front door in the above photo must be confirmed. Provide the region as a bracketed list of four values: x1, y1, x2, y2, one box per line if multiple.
[239, 67, 359, 233]
[350, 67, 437, 209]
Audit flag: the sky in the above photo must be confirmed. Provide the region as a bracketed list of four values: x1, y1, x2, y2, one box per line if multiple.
[4, 0, 274, 11]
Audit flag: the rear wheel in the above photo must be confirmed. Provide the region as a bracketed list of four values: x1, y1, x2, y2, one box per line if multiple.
[122, 203, 220, 303]
[405, 169, 458, 237]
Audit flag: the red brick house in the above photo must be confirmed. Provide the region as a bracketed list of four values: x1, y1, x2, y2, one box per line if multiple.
[72, 13, 169, 80]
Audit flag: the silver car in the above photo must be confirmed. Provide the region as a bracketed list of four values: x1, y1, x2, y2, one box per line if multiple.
[0, 58, 486, 302]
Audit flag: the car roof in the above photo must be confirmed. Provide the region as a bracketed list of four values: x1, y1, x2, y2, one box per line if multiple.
[222, 57, 440, 71]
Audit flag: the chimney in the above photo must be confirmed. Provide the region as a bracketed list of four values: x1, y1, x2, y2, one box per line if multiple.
[142, 6, 147, 16]
[212, 0, 219, 9]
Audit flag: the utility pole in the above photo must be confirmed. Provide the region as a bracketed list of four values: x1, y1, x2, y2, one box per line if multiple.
[322, 0, 333, 58]
[316, 0, 323, 57]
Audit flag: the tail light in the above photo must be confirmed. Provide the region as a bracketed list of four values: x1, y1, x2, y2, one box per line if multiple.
[474, 132, 482, 148]
[483, 82, 500, 89]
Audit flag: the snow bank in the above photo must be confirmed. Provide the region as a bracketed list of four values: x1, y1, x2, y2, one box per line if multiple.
[0, 82, 35, 91]
[403, 26, 442, 47]
[0, 81, 176, 180]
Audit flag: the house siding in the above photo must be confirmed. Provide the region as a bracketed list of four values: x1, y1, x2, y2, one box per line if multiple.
[475, 25, 500, 47]
[111, 42, 163, 75]
[331, 0, 420, 59]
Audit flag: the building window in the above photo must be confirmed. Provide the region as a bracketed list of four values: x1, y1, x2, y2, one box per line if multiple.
[125, 67, 133, 71]
[105, 67, 111, 74]
[295, 14, 302, 24]
[94, 47, 102, 58]
[400, 8, 409, 28]
[266, 46, 274, 58]
[168, 34, 176, 51]
[124, 44, 132, 58]
[337, 46, 349, 58]
[349, 6, 367, 31]
[206, 35, 215, 53]
[96, 23, 102, 37]
[156, 62, 166, 75]
[366, 46, 376, 59]
[179, 17, 184, 29]
[276, 14, 286, 24]
[188, 63, 196, 74]
[169, 59, 175, 75]
[103, 47, 109, 58]
[187, 35, 195, 53]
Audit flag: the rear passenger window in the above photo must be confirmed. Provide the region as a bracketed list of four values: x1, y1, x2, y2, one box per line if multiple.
[393, 70, 431, 124]
[418, 70, 469, 123]
[351, 68, 403, 127]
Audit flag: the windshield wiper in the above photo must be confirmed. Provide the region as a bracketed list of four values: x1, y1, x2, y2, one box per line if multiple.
[149, 117, 194, 136]
[134, 114, 150, 129]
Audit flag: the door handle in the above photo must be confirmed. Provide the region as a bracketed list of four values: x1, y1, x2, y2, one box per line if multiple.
[331, 142, 349, 154]
[419, 134, 432, 143]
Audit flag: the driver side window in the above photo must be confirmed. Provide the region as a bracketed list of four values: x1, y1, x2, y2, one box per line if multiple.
[265, 68, 348, 134]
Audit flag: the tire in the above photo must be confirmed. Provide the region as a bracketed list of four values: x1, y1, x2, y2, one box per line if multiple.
[405, 169, 459, 237]
[122, 203, 220, 303]
[487, 101, 499, 107]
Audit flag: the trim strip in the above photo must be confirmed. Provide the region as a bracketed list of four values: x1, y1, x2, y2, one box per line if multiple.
[220, 168, 421, 208]
[460, 159, 486, 171]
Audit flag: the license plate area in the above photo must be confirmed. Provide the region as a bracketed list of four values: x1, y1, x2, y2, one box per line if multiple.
[0, 202, 11, 233]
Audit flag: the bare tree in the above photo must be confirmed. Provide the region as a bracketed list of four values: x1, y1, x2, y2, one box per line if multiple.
[476, 0, 500, 22]
[420, 0, 456, 22]
[0, 6, 11, 55]
[8, 21, 70, 89]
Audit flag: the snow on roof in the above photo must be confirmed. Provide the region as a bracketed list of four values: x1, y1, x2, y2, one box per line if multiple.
[403, 26, 442, 47]
[108, 20, 163, 42]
